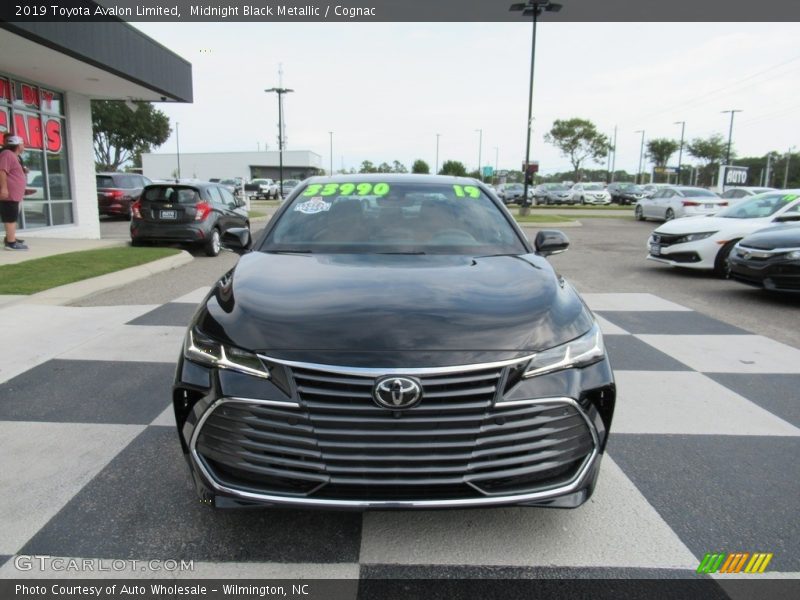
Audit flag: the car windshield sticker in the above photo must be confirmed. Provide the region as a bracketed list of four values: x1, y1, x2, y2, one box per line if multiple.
[782, 194, 798, 202]
[293, 197, 331, 214]
[453, 185, 481, 198]
[302, 183, 391, 197]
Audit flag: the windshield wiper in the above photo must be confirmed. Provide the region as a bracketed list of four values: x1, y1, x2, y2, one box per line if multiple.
[377, 251, 427, 255]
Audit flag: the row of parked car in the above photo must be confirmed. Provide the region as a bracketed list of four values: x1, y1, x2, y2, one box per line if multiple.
[643, 189, 800, 293]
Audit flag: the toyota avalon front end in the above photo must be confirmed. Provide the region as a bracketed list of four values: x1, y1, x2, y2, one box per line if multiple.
[173, 175, 616, 509]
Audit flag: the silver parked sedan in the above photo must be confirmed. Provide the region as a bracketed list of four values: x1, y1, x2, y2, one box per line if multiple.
[635, 186, 725, 222]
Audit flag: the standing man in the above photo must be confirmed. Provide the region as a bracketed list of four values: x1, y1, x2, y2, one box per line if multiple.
[0, 135, 28, 250]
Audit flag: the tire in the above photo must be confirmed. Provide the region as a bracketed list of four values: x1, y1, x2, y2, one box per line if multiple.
[634, 205, 644, 221]
[204, 228, 221, 257]
[665, 208, 675, 221]
[131, 238, 144, 247]
[580, 196, 585, 205]
[714, 239, 739, 278]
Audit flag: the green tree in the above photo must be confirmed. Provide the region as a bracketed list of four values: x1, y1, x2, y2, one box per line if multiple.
[687, 134, 728, 186]
[411, 159, 430, 174]
[376, 162, 393, 173]
[359, 160, 377, 173]
[92, 100, 171, 171]
[646, 138, 680, 167]
[391, 160, 408, 173]
[438, 160, 467, 176]
[544, 118, 610, 183]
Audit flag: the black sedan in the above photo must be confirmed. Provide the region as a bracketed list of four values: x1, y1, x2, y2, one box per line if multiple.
[729, 224, 800, 293]
[130, 181, 250, 256]
[606, 182, 646, 205]
[173, 174, 616, 510]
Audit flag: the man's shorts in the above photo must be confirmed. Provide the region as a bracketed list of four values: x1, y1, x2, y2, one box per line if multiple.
[0, 200, 20, 223]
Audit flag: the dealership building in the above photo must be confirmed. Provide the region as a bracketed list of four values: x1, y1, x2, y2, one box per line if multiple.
[0, 19, 192, 238]
[142, 150, 323, 184]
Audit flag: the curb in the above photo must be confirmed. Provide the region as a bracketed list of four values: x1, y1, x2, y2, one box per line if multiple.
[2, 250, 194, 308]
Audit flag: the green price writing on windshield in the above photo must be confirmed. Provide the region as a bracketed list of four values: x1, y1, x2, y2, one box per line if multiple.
[453, 185, 481, 198]
[782, 194, 798, 202]
[303, 182, 391, 197]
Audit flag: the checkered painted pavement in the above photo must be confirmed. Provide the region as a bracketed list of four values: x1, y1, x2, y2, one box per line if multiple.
[0, 290, 798, 581]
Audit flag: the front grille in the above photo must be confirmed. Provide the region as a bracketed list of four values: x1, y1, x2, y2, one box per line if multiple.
[651, 233, 684, 247]
[193, 364, 596, 503]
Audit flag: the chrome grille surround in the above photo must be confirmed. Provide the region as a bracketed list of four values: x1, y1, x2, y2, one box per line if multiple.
[189, 356, 600, 509]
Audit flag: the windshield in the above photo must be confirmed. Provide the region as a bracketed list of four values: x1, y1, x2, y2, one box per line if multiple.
[262, 181, 527, 255]
[716, 193, 799, 219]
[546, 184, 569, 191]
[584, 184, 604, 191]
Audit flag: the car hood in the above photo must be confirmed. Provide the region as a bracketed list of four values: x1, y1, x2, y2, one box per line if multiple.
[654, 216, 771, 236]
[739, 225, 800, 249]
[194, 252, 594, 368]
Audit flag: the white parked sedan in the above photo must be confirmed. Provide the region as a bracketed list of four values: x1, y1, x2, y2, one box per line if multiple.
[646, 190, 800, 275]
[635, 186, 725, 222]
[570, 183, 611, 205]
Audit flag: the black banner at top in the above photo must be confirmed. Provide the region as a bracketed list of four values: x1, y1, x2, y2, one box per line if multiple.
[1, 0, 800, 22]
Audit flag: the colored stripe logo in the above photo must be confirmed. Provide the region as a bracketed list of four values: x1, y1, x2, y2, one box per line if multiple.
[697, 552, 773, 574]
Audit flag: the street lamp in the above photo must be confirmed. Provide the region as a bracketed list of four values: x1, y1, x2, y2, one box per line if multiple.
[329, 131, 333, 176]
[635, 129, 645, 185]
[784, 146, 796, 189]
[494, 146, 499, 183]
[510, 0, 562, 208]
[721, 109, 742, 166]
[475, 129, 483, 181]
[265, 86, 294, 196]
[435, 133, 441, 174]
[674, 121, 686, 185]
[175, 121, 181, 180]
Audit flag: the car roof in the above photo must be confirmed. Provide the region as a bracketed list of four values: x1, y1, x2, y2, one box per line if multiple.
[145, 180, 217, 189]
[303, 173, 491, 185]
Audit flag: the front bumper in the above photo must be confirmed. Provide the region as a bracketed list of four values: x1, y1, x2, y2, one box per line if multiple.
[173, 353, 615, 509]
[131, 220, 213, 244]
[730, 255, 800, 293]
[646, 235, 719, 270]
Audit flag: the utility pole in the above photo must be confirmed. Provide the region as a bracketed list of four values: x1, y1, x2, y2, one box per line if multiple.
[475, 128, 483, 181]
[765, 153, 772, 187]
[265, 86, 294, 196]
[784, 146, 796, 189]
[721, 110, 742, 165]
[435, 133, 441, 174]
[674, 121, 686, 185]
[610, 125, 617, 183]
[175, 121, 181, 180]
[635, 129, 645, 185]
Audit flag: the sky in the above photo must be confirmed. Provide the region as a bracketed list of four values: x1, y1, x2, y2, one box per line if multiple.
[134, 21, 800, 177]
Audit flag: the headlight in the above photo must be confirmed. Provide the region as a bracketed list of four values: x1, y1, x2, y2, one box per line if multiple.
[523, 323, 605, 378]
[785, 250, 800, 260]
[183, 328, 270, 379]
[676, 231, 717, 243]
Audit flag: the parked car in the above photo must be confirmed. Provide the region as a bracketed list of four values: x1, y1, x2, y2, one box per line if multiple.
[639, 183, 671, 198]
[720, 186, 777, 204]
[130, 181, 250, 257]
[96, 172, 151, 218]
[173, 174, 616, 510]
[607, 182, 646, 205]
[219, 178, 244, 198]
[245, 178, 279, 200]
[534, 183, 573, 205]
[281, 178, 300, 198]
[495, 182, 532, 205]
[646, 190, 800, 276]
[635, 186, 724, 222]
[570, 183, 611, 205]
[729, 224, 800, 292]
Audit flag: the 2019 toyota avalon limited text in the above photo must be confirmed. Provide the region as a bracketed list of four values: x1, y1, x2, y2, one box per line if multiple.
[173, 175, 616, 510]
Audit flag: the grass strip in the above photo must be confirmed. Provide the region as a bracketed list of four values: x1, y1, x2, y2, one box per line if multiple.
[0, 246, 181, 295]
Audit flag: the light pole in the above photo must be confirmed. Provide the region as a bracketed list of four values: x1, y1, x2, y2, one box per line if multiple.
[785, 146, 796, 189]
[435, 133, 441, 174]
[721, 109, 742, 165]
[635, 129, 645, 185]
[674, 121, 685, 185]
[175, 121, 181, 180]
[475, 128, 483, 180]
[265, 86, 294, 195]
[329, 131, 333, 175]
[494, 146, 499, 183]
[610, 125, 617, 183]
[510, 0, 562, 209]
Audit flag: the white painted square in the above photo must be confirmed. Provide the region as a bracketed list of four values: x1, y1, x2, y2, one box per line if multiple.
[57, 325, 185, 364]
[359, 457, 698, 569]
[581, 293, 692, 312]
[171, 287, 211, 305]
[1, 305, 157, 383]
[636, 335, 800, 374]
[612, 371, 800, 436]
[149, 405, 176, 427]
[0, 421, 144, 555]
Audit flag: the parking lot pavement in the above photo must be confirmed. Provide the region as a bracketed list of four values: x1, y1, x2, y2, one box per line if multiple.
[1, 290, 798, 580]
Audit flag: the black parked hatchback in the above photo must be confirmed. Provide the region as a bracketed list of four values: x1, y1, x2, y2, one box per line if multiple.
[130, 181, 250, 256]
[173, 174, 616, 509]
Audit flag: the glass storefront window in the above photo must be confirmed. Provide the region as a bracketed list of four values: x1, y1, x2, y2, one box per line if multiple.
[50, 202, 73, 226]
[46, 143, 70, 201]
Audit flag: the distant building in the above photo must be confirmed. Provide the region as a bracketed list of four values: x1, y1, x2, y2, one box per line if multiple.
[0, 17, 192, 238]
[141, 151, 323, 183]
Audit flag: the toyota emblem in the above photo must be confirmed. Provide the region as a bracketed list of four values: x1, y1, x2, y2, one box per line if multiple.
[373, 376, 422, 409]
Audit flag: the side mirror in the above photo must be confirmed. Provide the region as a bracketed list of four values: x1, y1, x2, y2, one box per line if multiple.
[221, 227, 251, 255]
[534, 229, 569, 257]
